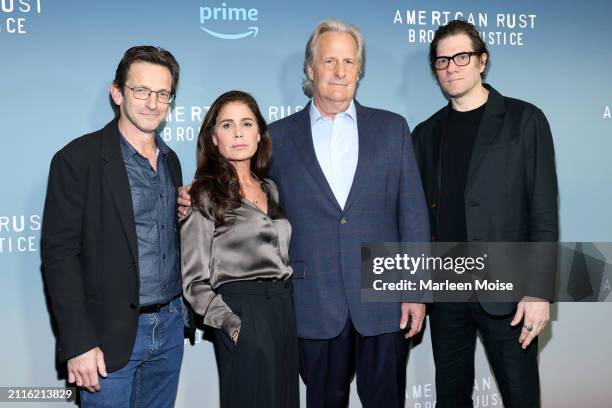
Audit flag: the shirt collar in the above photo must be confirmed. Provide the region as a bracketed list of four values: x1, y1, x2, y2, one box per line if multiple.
[118, 131, 138, 161]
[118, 130, 168, 161]
[154, 133, 170, 157]
[309, 99, 357, 128]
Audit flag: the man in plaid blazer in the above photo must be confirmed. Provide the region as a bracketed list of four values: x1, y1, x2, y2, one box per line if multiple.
[268, 19, 430, 408]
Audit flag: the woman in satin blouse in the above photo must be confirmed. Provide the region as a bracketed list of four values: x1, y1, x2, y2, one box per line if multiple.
[181, 90, 298, 408]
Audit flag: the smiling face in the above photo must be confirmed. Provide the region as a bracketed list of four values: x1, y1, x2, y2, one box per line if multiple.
[110, 61, 172, 136]
[435, 33, 487, 102]
[212, 102, 261, 165]
[307, 31, 360, 116]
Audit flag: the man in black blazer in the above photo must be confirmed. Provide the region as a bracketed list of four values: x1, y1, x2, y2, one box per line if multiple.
[41, 46, 185, 407]
[412, 21, 558, 408]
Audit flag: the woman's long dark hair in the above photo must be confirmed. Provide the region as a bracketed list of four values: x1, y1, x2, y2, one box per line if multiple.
[190, 90, 272, 223]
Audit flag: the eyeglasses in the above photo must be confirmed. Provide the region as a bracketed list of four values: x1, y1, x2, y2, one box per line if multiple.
[433, 51, 481, 70]
[124, 85, 174, 104]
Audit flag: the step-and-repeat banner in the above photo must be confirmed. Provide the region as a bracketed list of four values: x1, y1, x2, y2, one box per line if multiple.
[2, 1, 611, 407]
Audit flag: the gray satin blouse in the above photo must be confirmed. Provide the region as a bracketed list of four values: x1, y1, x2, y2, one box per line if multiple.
[181, 178, 292, 338]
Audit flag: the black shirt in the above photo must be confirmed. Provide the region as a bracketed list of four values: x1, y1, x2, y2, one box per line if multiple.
[438, 103, 486, 242]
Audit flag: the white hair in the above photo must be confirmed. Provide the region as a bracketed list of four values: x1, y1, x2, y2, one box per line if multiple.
[302, 19, 365, 97]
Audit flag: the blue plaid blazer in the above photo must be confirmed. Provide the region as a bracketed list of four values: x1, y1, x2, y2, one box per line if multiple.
[269, 101, 430, 339]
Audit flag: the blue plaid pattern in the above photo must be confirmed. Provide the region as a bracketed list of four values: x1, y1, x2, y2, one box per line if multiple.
[269, 101, 430, 339]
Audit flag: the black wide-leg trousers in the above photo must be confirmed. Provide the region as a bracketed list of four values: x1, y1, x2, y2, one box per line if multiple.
[213, 280, 299, 408]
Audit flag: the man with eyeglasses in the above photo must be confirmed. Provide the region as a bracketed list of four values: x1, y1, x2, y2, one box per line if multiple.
[42, 46, 185, 407]
[412, 20, 558, 408]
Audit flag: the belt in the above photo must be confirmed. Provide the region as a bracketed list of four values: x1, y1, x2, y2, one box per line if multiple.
[138, 295, 180, 314]
[256, 277, 279, 282]
[218, 279, 293, 297]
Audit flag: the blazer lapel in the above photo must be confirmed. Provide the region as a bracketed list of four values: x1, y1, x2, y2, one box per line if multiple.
[166, 153, 182, 189]
[431, 111, 445, 196]
[289, 103, 341, 211]
[343, 101, 375, 213]
[466, 86, 505, 194]
[101, 119, 139, 262]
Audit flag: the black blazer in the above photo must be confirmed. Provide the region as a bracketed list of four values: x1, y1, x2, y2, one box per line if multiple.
[41, 119, 183, 371]
[412, 85, 559, 315]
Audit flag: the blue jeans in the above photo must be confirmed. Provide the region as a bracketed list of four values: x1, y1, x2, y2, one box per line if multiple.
[80, 297, 184, 407]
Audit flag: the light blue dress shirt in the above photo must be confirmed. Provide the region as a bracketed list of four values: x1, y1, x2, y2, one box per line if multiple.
[310, 99, 359, 209]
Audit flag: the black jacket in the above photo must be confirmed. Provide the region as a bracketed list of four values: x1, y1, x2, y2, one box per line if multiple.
[41, 119, 183, 371]
[412, 85, 558, 315]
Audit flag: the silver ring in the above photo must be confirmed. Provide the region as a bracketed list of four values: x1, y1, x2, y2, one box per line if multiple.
[523, 324, 534, 332]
